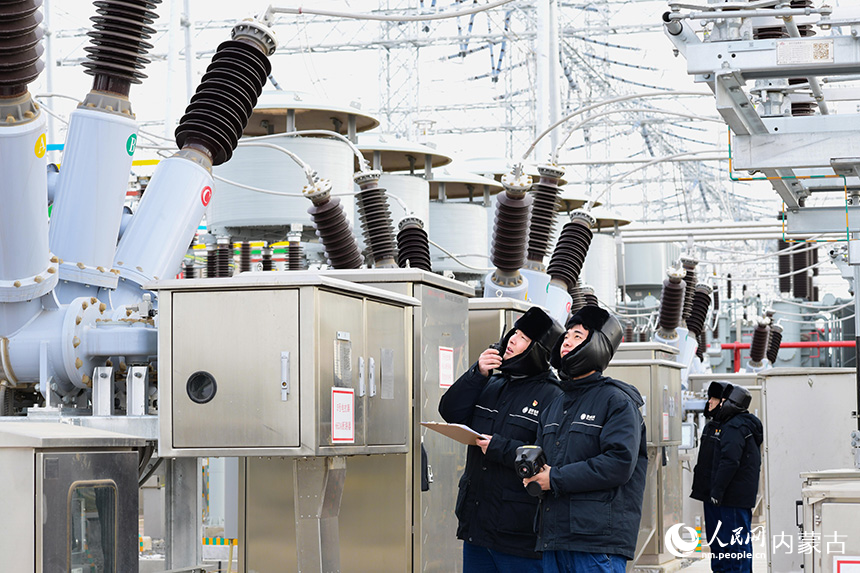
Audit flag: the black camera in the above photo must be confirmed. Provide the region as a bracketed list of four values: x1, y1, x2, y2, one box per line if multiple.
[515, 445, 546, 497]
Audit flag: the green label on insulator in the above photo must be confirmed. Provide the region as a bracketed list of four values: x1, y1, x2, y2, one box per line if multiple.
[126, 133, 138, 156]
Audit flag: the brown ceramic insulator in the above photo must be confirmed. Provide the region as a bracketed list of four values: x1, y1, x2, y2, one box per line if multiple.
[638, 328, 649, 343]
[82, 0, 161, 95]
[726, 274, 732, 300]
[491, 191, 533, 273]
[582, 286, 599, 308]
[526, 169, 563, 263]
[778, 240, 792, 293]
[307, 196, 363, 269]
[811, 246, 818, 276]
[216, 237, 231, 278]
[569, 284, 586, 315]
[396, 218, 432, 272]
[261, 247, 273, 271]
[176, 40, 270, 165]
[547, 217, 592, 289]
[767, 325, 783, 365]
[239, 241, 251, 273]
[624, 321, 634, 343]
[206, 244, 217, 278]
[696, 331, 707, 360]
[183, 259, 195, 279]
[287, 241, 303, 271]
[658, 275, 686, 333]
[687, 284, 712, 338]
[681, 258, 698, 322]
[0, 0, 45, 96]
[793, 247, 809, 299]
[355, 179, 397, 267]
[749, 322, 770, 365]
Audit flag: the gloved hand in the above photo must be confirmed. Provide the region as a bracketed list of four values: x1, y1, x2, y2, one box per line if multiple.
[710, 497, 721, 506]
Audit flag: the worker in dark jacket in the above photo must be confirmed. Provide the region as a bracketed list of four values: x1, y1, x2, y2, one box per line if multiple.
[690, 380, 733, 571]
[523, 305, 647, 573]
[439, 306, 564, 572]
[705, 385, 763, 573]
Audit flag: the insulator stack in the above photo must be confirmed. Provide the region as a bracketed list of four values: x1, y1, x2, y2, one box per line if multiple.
[261, 247, 273, 271]
[176, 37, 272, 166]
[491, 188, 533, 276]
[183, 259, 195, 279]
[305, 183, 363, 270]
[638, 328, 649, 343]
[749, 321, 770, 365]
[82, 0, 161, 95]
[239, 241, 251, 273]
[287, 240, 304, 271]
[216, 236, 231, 277]
[0, 0, 45, 97]
[793, 246, 809, 299]
[526, 164, 564, 265]
[777, 240, 792, 293]
[680, 257, 698, 323]
[696, 331, 707, 360]
[354, 172, 398, 268]
[396, 217, 432, 272]
[726, 274, 732, 300]
[767, 324, 783, 365]
[581, 285, 598, 307]
[657, 268, 686, 338]
[811, 246, 818, 275]
[206, 244, 217, 278]
[812, 286, 819, 302]
[624, 321, 634, 343]
[569, 284, 586, 314]
[547, 211, 594, 290]
[686, 284, 712, 338]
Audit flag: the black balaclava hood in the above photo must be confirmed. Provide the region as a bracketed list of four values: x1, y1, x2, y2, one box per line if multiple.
[716, 384, 751, 422]
[703, 381, 732, 419]
[497, 307, 565, 378]
[550, 305, 622, 379]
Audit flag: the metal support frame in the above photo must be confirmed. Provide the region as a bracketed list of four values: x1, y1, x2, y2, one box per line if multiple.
[165, 457, 202, 570]
[126, 365, 149, 416]
[294, 456, 347, 573]
[92, 366, 114, 417]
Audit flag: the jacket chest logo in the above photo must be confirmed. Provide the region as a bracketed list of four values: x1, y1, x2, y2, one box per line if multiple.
[580, 413, 596, 422]
[522, 406, 539, 416]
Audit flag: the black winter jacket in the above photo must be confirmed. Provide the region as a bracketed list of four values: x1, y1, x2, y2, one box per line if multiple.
[690, 419, 721, 502]
[439, 362, 562, 559]
[710, 412, 763, 508]
[534, 372, 647, 561]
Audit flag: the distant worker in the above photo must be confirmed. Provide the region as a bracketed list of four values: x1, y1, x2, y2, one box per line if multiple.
[690, 380, 733, 569]
[702, 385, 763, 573]
[439, 307, 564, 572]
[523, 306, 648, 573]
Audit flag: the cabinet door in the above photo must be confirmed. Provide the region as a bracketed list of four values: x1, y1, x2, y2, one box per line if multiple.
[317, 290, 365, 446]
[171, 289, 300, 449]
[365, 299, 409, 446]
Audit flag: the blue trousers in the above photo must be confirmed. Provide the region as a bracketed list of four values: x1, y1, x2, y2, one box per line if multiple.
[463, 541, 544, 573]
[703, 503, 753, 573]
[541, 550, 627, 573]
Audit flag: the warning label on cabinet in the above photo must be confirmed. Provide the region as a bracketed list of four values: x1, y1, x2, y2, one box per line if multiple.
[332, 387, 355, 443]
[439, 347, 454, 388]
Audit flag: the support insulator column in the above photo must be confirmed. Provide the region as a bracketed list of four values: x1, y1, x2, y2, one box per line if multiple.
[354, 171, 397, 268]
[680, 256, 698, 325]
[305, 180, 363, 270]
[657, 267, 686, 341]
[525, 164, 564, 269]
[396, 217, 432, 272]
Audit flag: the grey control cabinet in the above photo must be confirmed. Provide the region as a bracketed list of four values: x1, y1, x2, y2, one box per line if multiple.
[154, 273, 417, 457]
[801, 469, 860, 573]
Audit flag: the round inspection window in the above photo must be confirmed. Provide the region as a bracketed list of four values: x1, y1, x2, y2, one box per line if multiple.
[186, 371, 217, 404]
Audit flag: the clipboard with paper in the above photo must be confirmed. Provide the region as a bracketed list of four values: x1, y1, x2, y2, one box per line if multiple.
[421, 421, 484, 446]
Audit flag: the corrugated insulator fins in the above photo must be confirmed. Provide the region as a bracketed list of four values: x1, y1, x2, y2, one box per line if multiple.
[206, 243, 216, 278]
[767, 324, 783, 365]
[749, 321, 770, 366]
[526, 164, 564, 266]
[696, 331, 707, 361]
[397, 217, 432, 272]
[304, 181, 363, 270]
[82, 0, 161, 94]
[777, 240, 792, 293]
[216, 236, 231, 277]
[490, 171, 533, 282]
[624, 321, 634, 343]
[792, 245, 809, 299]
[288, 240, 304, 271]
[569, 283, 586, 314]
[239, 241, 251, 273]
[680, 257, 698, 323]
[686, 284, 712, 338]
[261, 247, 273, 271]
[582, 285, 598, 308]
[176, 39, 271, 165]
[0, 0, 45, 96]
[354, 171, 398, 268]
[657, 267, 686, 339]
[547, 210, 594, 290]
